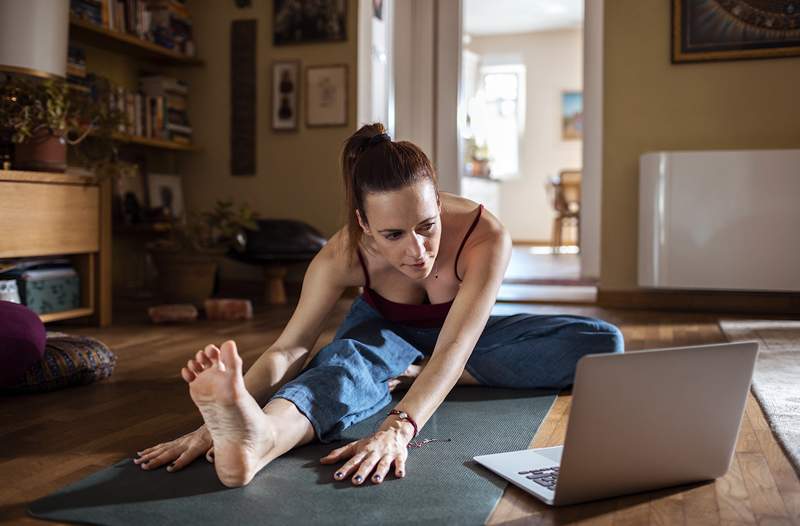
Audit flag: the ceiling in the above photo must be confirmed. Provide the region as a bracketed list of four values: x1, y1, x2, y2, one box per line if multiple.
[463, 0, 584, 36]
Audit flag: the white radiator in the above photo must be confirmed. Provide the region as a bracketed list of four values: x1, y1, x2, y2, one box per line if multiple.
[638, 149, 800, 292]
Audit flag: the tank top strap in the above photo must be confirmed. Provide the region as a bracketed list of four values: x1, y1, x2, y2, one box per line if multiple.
[454, 203, 483, 282]
[356, 248, 371, 288]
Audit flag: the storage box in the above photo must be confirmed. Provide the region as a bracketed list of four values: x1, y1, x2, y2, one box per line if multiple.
[19, 268, 81, 315]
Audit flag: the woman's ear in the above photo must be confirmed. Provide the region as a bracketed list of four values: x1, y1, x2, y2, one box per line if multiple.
[355, 209, 371, 235]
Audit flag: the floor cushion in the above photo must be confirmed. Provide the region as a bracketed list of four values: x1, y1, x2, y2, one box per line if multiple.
[1, 332, 116, 394]
[0, 300, 47, 386]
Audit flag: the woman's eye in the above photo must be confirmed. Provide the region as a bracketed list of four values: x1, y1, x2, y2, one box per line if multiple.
[423, 223, 435, 231]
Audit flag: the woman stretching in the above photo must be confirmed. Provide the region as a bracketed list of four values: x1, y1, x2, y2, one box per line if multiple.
[134, 123, 624, 488]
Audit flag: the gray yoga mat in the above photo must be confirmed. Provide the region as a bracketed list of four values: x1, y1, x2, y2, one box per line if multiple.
[29, 387, 557, 525]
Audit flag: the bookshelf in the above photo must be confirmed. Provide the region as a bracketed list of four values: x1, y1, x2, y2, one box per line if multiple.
[69, 15, 203, 66]
[66, 1, 202, 301]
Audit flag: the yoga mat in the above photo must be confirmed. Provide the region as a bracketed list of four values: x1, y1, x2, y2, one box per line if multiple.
[29, 387, 557, 525]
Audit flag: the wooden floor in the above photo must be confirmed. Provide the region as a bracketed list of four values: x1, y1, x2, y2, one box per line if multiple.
[1, 297, 799, 525]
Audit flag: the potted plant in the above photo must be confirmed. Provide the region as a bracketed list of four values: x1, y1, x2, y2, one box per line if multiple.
[0, 73, 124, 172]
[148, 200, 259, 305]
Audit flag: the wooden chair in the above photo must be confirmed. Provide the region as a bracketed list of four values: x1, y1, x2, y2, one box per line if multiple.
[548, 170, 581, 253]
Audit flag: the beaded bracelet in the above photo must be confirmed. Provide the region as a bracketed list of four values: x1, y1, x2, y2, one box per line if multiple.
[387, 409, 418, 438]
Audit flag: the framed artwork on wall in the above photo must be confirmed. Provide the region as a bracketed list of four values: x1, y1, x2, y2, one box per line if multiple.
[147, 173, 184, 220]
[672, 0, 800, 63]
[272, 60, 300, 131]
[305, 64, 348, 127]
[273, 0, 347, 46]
[561, 91, 583, 141]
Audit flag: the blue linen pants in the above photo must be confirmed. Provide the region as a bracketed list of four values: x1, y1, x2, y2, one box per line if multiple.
[269, 295, 624, 443]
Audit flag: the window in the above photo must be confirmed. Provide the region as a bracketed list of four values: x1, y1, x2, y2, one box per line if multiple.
[467, 64, 525, 180]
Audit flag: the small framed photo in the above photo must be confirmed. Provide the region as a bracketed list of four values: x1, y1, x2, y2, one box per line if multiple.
[147, 173, 184, 220]
[113, 162, 147, 225]
[561, 91, 583, 141]
[305, 64, 348, 127]
[273, 0, 347, 46]
[271, 60, 300, 131]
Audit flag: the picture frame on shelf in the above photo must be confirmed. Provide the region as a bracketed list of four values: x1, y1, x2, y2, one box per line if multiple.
[305, 64, 348, 128]
[672, 0, 800, 63]
[147, 173, 184, 220]
[113, 162, 147, 225]
[273, 0, 347, 46]
[271, 60, 300, 131]
[561, 91, 583, 141]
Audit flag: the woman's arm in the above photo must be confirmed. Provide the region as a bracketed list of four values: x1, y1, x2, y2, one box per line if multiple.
[382, 226, 512, 436]
[243, 240, 351, 406]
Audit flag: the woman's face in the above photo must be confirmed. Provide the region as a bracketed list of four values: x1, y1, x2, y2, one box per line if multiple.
[356, 180, 442, 280]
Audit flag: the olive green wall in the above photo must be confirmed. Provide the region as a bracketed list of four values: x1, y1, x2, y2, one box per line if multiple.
[183, 0, 358, 236]
[601, 0, 800, 291]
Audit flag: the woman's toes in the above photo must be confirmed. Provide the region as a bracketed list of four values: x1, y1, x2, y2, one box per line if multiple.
[195, 350, 211, 369]
[219, 341, 242, 374]
[204, 344, 221, 362]
[181, 367, 196, 383]
[187, 359, 203, 376]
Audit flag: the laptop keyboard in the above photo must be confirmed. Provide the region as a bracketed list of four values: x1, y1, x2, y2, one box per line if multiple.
[518, 466, 559, 491]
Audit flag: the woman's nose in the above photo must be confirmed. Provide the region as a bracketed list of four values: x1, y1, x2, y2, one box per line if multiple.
[407, 233, 427, 257]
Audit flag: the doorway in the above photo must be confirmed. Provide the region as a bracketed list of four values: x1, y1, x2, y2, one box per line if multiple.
[460, 0, 597, 303]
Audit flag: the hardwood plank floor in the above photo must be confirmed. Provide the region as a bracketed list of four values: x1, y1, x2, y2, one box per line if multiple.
[1, 298, 798, 525]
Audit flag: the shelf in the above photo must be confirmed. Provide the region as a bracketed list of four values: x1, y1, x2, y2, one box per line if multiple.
[111, 132, 198, 152]
[39, 307, 95, 324]
[69, 16, 203, 66]
[0, 169, 96, 185]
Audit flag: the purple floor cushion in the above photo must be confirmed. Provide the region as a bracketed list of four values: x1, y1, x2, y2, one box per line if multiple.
[0, 300, 47, 386]
[2, 332, 116, 394]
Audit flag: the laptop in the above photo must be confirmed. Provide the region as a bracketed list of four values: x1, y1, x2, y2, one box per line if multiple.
[473, 341, 759, 506]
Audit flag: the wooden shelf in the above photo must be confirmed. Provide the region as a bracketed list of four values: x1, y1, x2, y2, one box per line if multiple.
[69, 16, 203, 66]
[111, 132, 198, 152]
[39, 307, 95, 324]
[0, 169, 96, 185]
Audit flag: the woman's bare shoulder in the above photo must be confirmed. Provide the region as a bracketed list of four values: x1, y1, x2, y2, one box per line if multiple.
[318, 227, 367, 288]
[441, 192, 506, 242]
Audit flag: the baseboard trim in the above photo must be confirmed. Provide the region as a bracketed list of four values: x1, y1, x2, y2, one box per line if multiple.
[597, 288, 800, 315]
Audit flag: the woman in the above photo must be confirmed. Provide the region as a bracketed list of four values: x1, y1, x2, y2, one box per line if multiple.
[134, 123, 624, 488]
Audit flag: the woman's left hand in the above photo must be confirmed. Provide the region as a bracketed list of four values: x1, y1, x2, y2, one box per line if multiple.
[319, 422, 413, 485]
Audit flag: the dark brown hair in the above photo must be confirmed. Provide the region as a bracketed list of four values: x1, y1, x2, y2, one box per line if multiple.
[339, 123, 440, 263]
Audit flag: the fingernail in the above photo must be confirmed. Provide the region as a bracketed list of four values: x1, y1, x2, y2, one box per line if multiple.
[335, 472, 343, 479]
[373, 475, 381, 482]
[354, 475, 363, 483]
[398, 471, 404, 477]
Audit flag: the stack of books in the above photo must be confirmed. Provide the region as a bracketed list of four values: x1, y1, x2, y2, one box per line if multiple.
[139, 75, 192, 144]
[66, 45, 90, 92]
[69, 0, 195, 57]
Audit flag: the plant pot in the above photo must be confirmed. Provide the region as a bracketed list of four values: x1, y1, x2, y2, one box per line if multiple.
[13, 129, 67, 172]
[150, 250, 221, 305]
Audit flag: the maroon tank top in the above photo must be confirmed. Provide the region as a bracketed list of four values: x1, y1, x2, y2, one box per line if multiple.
[356, 204, 483, 328]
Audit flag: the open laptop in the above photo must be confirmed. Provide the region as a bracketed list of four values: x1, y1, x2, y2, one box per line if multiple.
[473, 341, 759, 506]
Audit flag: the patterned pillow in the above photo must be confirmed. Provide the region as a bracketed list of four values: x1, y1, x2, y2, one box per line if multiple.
[1, 332, 116, 394]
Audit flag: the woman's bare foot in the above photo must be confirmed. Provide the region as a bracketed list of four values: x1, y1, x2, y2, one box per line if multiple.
[183, 341, 276, 487]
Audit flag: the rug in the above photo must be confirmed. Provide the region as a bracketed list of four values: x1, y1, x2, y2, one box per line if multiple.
[719, 319, 800, 476]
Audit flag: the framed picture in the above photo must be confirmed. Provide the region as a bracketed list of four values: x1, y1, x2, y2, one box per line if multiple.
[561, 91, 583, 141]
[672, 0, 800, 63]
[113, 162, 147, 225]
[305, 64, 348, 127]
[271, 60, 300, 131]
[147, 173, 184, 220]
[273, 0, 347, 46]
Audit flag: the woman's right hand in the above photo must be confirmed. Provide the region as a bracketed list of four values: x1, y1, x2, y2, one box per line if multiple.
[134, 425, 212, 472]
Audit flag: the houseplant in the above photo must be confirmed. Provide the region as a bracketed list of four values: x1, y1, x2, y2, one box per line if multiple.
[148, 199, 259, 304]
[0, 73, 124, 172]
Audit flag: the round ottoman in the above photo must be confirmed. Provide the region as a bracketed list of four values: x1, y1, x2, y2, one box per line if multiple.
[0, 300, 46, 386]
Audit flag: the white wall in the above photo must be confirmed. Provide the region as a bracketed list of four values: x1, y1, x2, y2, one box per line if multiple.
[466, 28, 583, 243]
